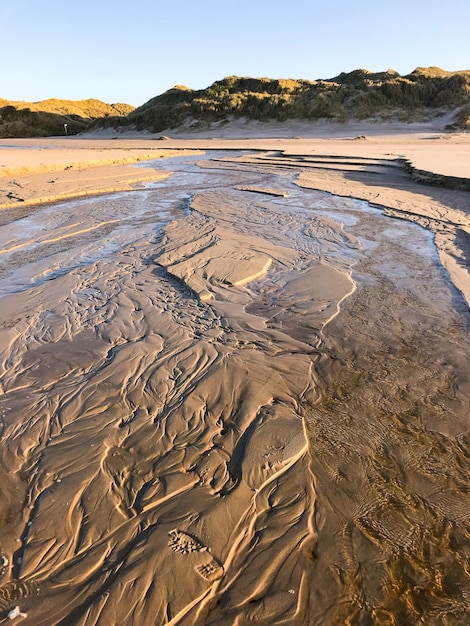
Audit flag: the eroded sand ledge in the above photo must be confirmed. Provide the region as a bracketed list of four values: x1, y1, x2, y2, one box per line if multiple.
[0, 146, 201, 210]
[0, 129, 469, 624]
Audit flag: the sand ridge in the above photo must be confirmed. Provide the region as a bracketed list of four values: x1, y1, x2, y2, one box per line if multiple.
[0, 147, 202, 211]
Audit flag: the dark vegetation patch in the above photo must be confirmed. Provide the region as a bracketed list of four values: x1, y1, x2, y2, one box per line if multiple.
[94, 67, 470, 133]
[0, 98, 134, 138]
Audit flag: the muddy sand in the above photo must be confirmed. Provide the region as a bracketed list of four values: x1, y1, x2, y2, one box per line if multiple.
[0, 126, 469, 625]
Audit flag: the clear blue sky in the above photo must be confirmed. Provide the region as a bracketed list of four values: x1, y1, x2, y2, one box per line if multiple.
[2, 0, 469, 106]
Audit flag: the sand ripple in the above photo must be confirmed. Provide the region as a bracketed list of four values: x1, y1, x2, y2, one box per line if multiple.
[0, 152, 469, 624]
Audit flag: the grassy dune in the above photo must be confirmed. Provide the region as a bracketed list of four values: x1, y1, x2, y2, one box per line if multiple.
[3, 67, 469, 137]
[0, 98, 134, 137]
[106, 66, 470, 133]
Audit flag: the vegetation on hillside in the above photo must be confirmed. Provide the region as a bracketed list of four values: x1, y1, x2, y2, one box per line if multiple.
[95, 67, 470, 133]
[0, 98, 134, 137]
[3, 68, 469, 137]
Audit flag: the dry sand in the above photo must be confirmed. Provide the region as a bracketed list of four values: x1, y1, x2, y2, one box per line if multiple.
[0, 122, 469, 625]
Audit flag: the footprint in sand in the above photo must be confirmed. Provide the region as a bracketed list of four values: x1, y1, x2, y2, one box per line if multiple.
[168, 529, 224, 582]
[0, 579, 37, 616]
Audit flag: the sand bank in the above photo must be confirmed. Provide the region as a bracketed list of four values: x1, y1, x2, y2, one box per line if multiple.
[0, 146, 201, 210]
[0, 126, 469, 624]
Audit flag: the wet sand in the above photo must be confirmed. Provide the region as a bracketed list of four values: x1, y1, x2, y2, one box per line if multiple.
[0, 146, 199, 210]
[0, 129, 470, 625]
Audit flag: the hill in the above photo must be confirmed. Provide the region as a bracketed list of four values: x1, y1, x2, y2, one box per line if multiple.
[0, 98, 135, 137]
[96, 67, 470, 133]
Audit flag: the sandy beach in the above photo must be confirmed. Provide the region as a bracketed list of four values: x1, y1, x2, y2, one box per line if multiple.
[0, 122, 469, 625]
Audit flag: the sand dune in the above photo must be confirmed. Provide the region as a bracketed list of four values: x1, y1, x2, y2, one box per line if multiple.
[0, 129, 469, 624]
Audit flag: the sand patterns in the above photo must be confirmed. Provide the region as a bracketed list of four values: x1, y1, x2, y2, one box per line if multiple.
[0, 154, 469, 624]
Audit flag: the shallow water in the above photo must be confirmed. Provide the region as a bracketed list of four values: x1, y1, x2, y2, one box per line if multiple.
[0, 152, 469, 625]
